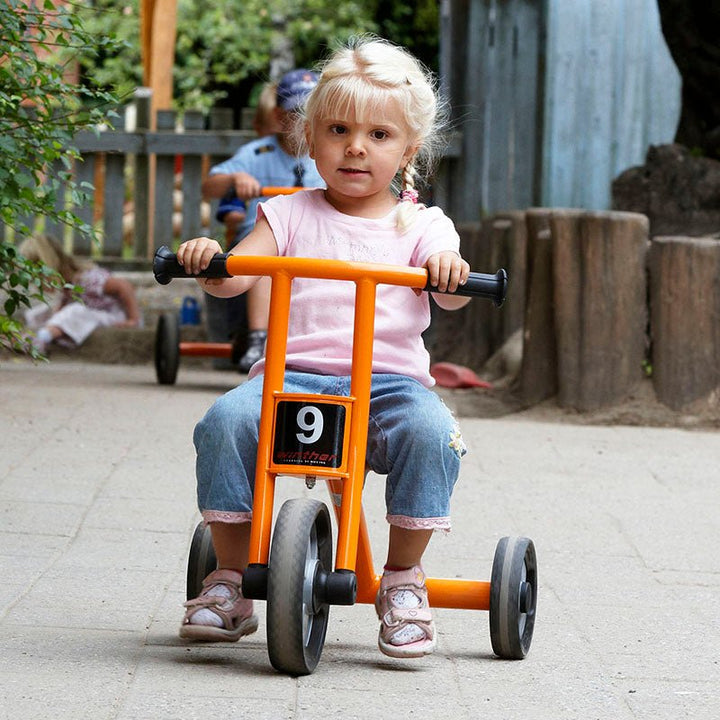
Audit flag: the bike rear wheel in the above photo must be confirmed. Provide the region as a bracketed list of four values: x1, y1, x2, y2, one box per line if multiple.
[186, 521, 217, 600]
[155, 312, 180, 385]
[489, 536, 537, 659]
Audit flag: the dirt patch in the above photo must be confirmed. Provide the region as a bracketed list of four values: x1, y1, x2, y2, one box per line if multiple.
[436, 376, 720, 430]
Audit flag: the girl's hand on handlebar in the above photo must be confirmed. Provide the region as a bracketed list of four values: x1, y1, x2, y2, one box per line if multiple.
[177, 237, 223, 277]
[423, 251, 470, 294]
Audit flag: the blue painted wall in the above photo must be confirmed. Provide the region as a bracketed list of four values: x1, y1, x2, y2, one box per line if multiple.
[439, 0, 681, 218]
[542, 0, 680, 209]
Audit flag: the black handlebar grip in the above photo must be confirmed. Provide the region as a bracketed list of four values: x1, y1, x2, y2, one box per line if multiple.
[153, 245, 231, 285]
[425, 269, 508, 307]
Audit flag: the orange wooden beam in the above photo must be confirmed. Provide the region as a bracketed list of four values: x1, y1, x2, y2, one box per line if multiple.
[140, 0, 177, 116]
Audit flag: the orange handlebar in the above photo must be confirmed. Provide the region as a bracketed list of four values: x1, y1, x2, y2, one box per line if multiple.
[225, 255, 428, 290]
[260, 186, 304, 196]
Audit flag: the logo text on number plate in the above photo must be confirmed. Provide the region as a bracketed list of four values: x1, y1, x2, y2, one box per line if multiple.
[273, 401, 346, 468]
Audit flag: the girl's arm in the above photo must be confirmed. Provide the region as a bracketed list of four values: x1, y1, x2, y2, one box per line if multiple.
[202, 171, 261, 201]
[103, 276, 141, 327]
[177, 216, 278, 298]
[425, 251, 472, 310]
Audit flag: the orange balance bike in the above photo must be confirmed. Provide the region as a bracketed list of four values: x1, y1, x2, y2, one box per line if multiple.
[154, 246, 538, 675]
[154, 187, 303, 385]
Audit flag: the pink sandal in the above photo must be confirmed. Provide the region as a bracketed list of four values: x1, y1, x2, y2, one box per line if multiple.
[375, 566, 437, 658]
[180, 568, 259, 642]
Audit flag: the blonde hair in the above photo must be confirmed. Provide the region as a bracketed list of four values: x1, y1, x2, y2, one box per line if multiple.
[17, 235, 87, 284]
[301, 36, 447, 232]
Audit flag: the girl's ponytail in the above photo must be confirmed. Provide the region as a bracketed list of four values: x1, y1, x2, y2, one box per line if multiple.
[397, 162, 422, 233]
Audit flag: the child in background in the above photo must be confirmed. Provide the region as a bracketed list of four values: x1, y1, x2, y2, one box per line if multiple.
[202, 69, 324, 372]
[19, 235, 141, 355]
[178, 37, 470, 659]
[215, 82, 281, 248]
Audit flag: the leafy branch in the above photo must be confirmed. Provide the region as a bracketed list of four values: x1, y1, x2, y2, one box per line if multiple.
[0, 0, 124, 358]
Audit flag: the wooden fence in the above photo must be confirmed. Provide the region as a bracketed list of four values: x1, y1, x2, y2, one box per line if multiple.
[47, 91, 254, 263]
[4, 89, 461, 264]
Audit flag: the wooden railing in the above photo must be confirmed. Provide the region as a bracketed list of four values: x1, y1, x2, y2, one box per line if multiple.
[65, 90, 254, 264]
[8, 89, 461, 266]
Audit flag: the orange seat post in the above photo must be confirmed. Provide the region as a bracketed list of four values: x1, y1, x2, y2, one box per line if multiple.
[247, 269, 293, 566]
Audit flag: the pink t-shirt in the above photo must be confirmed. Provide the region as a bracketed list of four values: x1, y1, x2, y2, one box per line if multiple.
[249, 188, 460, 387]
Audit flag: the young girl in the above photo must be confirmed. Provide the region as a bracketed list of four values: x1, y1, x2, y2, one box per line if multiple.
[177, 36, 471, 659]
[19, 235, 141, 355]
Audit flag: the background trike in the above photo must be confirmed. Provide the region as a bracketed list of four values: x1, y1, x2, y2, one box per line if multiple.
[154, 246, 538, 675]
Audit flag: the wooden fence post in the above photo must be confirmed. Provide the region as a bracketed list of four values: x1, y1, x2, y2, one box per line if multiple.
[71, 154, 95, 256]
[490, 211, 527, 344]
[518, 208, 556, 405]
[427, 215, 527, 372]
[208, 107, 235, 240]
[133, 88, 152, 258]
[180, 110, 205, 241]
[426, 222, 485, 368]
[458, 221, 490, 369]
[102, 106, 126, 257]
[649, 236, 720, 410]
[45, 157, 67, 244]
[551, 210, 648, 410]
[152, 109, 176, 251]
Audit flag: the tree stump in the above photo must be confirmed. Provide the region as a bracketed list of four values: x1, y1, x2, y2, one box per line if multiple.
[518, 208, 556, 405]
[489, 211, 527, 345]
[551, 210, 649, 410]
[649, 236, 720, 410]
[463, 219, 495, 368]
[428, 217, 526, 372]
[426, 222, 484, 367]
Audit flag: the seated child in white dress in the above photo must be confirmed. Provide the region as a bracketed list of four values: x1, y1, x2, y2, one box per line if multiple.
[19, 235, 141, 354]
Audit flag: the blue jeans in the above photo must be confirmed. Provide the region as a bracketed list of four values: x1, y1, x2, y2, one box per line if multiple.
[193, 372, 467, 531]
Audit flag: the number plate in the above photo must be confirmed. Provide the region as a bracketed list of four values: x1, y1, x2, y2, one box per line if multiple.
[273, 400, 346, 468]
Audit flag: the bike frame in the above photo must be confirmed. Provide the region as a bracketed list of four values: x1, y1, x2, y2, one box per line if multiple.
[229, 255, 492, 611]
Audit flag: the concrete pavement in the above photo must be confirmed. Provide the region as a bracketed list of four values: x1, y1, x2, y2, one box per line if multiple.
[1, 359, 719, 719]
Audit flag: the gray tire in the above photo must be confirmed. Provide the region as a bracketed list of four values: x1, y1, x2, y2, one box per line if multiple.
[489, 536, 537, 659]
[155, 311, 180, 385]
[186, 521, 217, 600]
[266, 499, 333, 675]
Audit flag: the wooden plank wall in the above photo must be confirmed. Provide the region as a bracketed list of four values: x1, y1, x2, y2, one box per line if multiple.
[440, 0, 543, 221]
[541, 0, 681, 210]
[439, 0, 681, 220]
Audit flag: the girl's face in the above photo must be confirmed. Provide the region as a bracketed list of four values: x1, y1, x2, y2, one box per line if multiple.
[307, 101, 418, 217]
